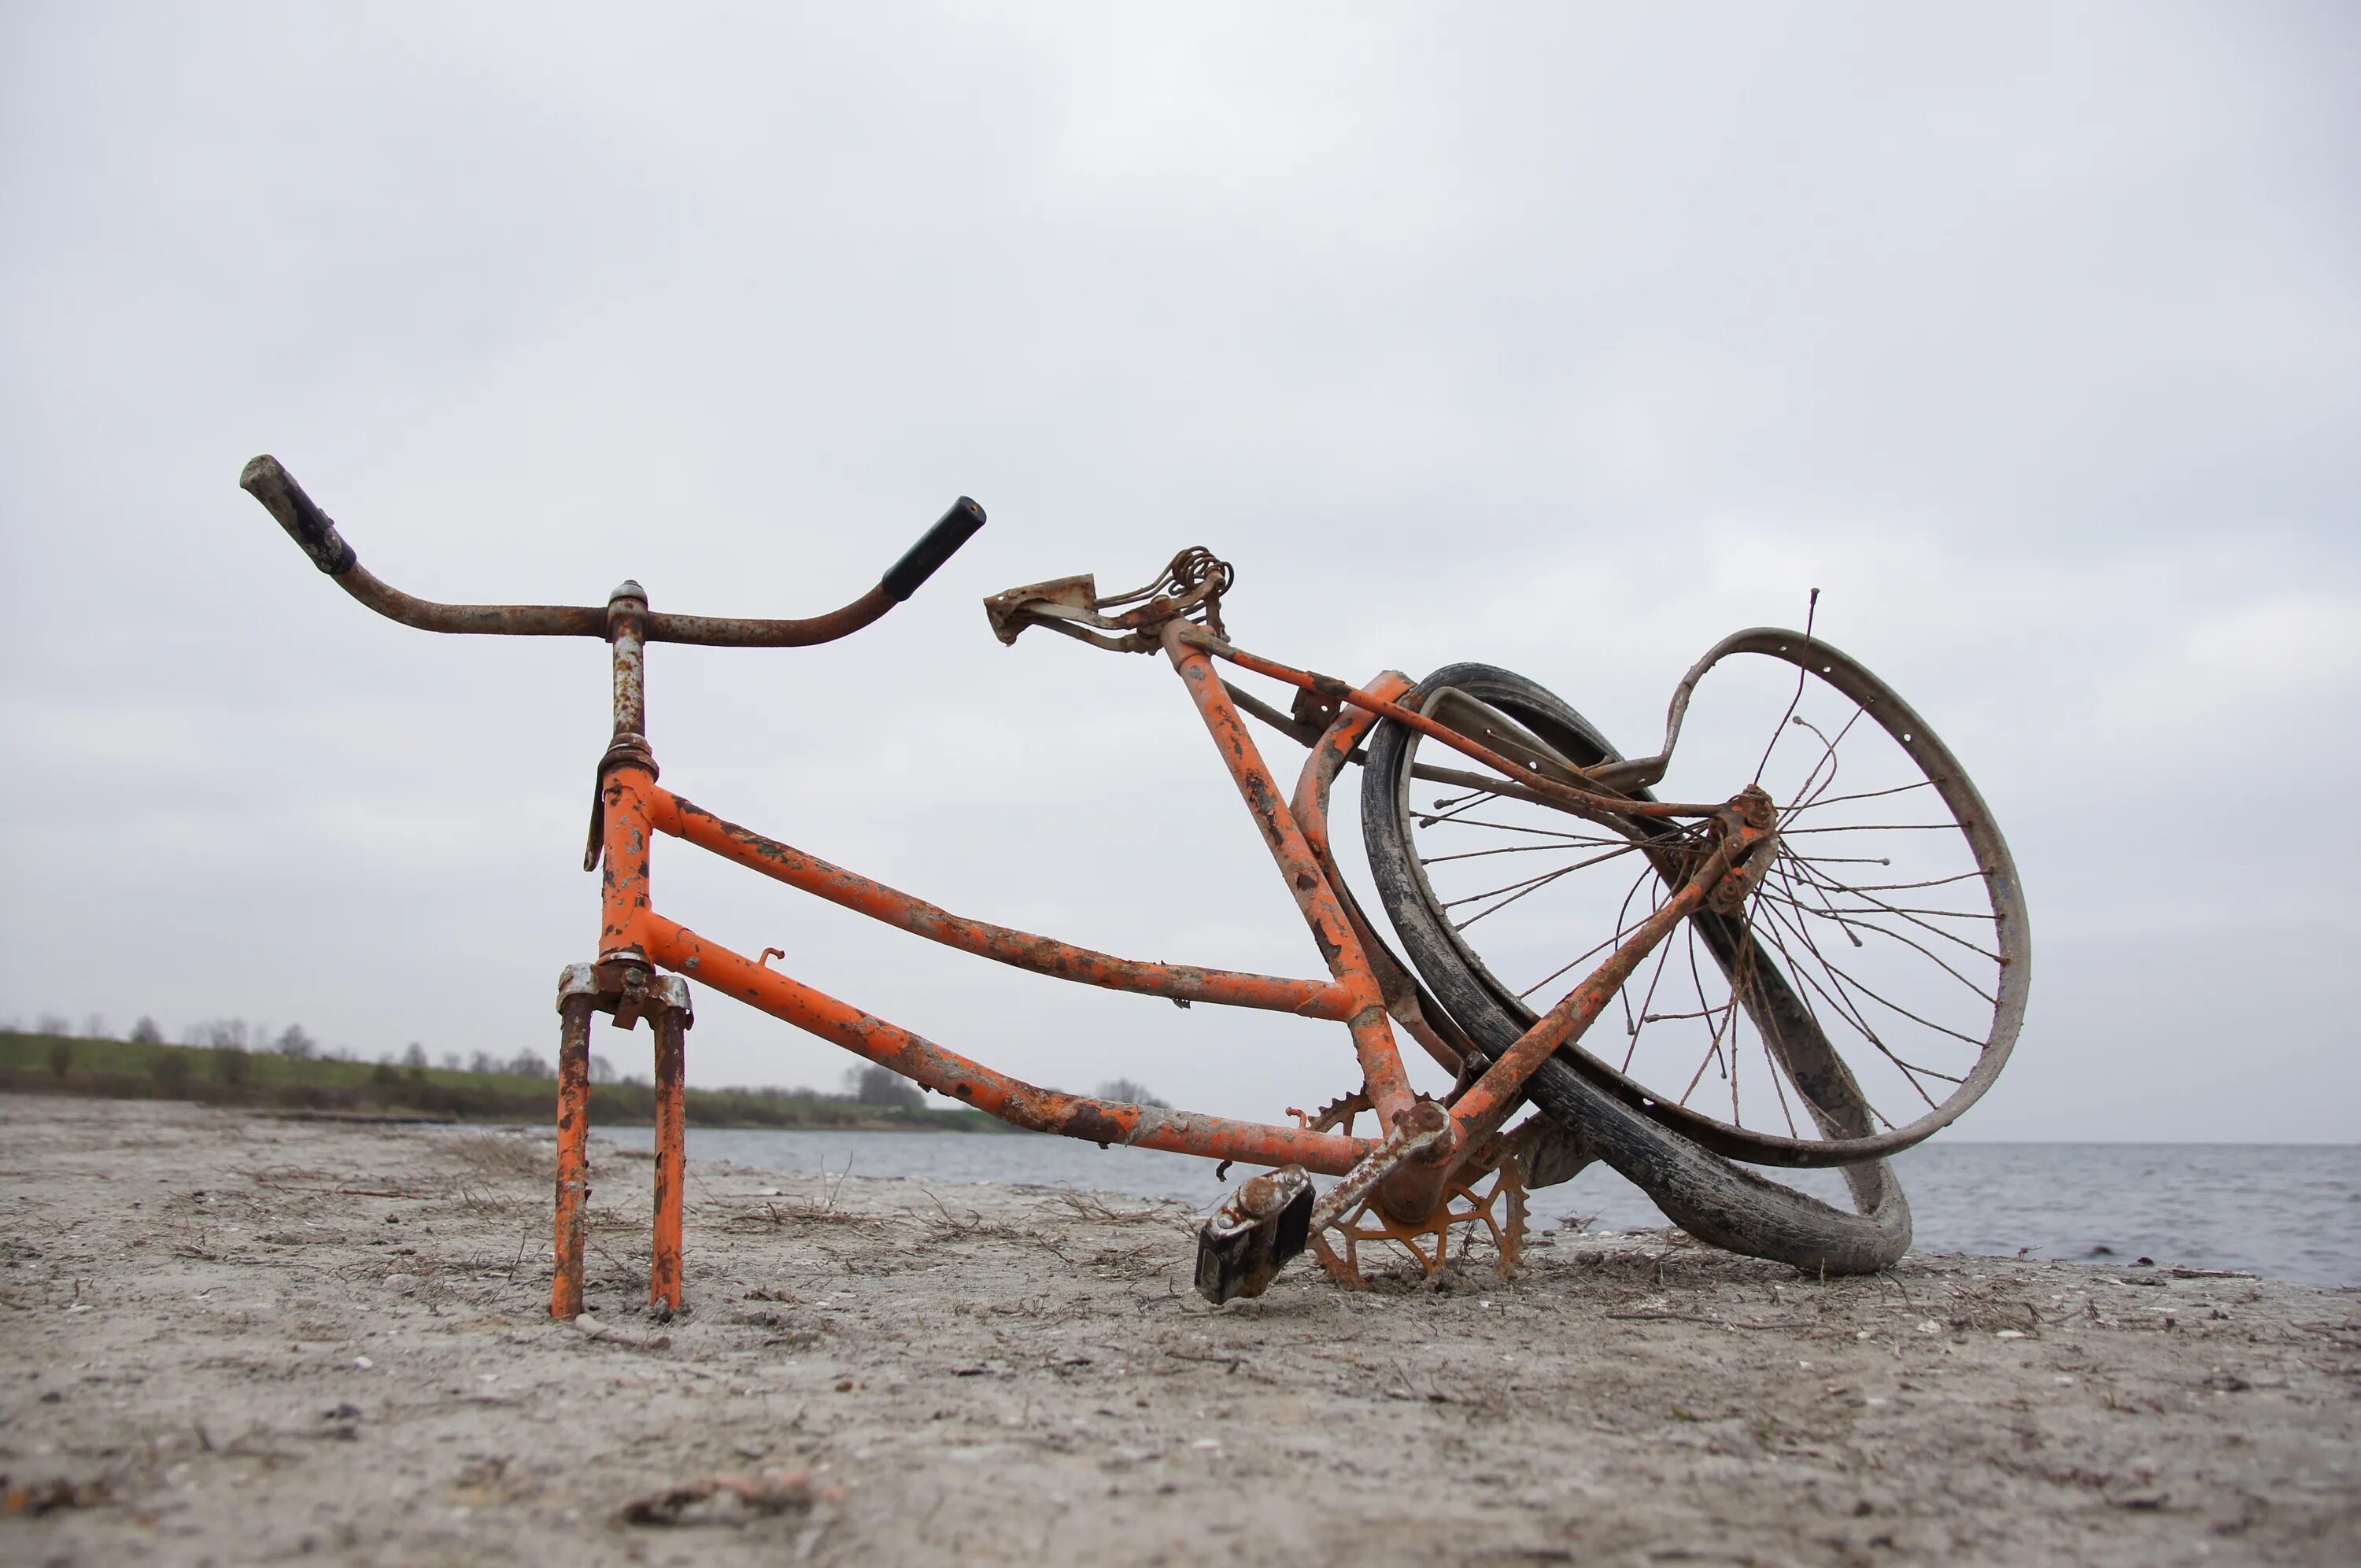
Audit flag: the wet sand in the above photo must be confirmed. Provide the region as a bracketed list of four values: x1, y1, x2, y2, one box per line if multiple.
[2, 1098, 2355, 1565]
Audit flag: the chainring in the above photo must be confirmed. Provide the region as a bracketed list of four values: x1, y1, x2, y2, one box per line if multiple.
[1309, 1149, 1528, 1286]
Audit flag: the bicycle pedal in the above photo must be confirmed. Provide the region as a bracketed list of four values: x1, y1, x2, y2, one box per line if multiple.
[1193, 1167, 1314, 1304]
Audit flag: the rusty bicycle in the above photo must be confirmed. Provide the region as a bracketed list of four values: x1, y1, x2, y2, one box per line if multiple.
[239, 456, 2027, 1315]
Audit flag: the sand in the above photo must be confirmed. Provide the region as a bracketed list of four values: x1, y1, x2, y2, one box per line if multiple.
[2, 1096, 2354, 1566]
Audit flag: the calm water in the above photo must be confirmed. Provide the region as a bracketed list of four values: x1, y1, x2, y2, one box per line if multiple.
[602, 1128, 2361, 1288]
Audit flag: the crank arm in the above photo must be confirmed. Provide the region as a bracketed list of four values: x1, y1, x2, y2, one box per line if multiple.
[1192, 1110, 1449, 1304]
[1307, 1113, 1448, 1235]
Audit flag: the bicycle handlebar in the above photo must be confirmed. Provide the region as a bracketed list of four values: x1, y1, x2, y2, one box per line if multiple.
[238, 456, 985, 647]
[882, 497, 988, 602]
[242, 453, 357, 575]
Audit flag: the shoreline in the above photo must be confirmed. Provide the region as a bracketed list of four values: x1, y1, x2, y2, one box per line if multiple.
[603, 1123, 2361, 1291]
[4, 1097, 2355, 1565]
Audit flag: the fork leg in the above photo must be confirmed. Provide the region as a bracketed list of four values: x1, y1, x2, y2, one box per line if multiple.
[650, 1007, 688, 1318]
[552, 994, 595, 1320]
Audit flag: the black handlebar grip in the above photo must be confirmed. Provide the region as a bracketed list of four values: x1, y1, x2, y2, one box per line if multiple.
[879, 496, 987, 602]
[240, 455, 357, 576]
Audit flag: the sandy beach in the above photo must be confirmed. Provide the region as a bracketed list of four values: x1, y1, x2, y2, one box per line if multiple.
[2, 1096, 2353, 1566]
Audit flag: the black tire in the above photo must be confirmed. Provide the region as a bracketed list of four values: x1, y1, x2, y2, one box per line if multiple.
[1363, 663, 1909, 1275]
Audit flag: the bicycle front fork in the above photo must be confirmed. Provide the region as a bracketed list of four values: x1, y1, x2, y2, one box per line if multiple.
[552, 958, 695, 1321]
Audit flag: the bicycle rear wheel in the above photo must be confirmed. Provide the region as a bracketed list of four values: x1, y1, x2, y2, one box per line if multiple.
[1364, 643, 2027, 1169]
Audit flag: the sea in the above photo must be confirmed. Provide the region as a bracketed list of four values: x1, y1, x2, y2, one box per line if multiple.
[600, 1128, 2360, 1289]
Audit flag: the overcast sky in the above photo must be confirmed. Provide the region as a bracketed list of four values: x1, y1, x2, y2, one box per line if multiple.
[2, 4, 2354, 1142]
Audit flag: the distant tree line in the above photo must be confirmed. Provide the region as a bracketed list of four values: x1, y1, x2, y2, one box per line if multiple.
[2, 1008, 1171, 1127]
[0, 1018, 1037, 1131]
[1, 1009, 573, 1080]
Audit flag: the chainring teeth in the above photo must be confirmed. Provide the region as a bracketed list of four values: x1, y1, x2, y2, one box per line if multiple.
[1306, 1091, 1370, 1135]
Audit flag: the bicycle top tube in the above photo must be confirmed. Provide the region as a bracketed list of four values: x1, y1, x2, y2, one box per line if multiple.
[238, 455, 985, 647]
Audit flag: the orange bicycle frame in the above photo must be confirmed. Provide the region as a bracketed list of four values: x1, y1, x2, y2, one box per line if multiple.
[238, 456, 1765, 1319]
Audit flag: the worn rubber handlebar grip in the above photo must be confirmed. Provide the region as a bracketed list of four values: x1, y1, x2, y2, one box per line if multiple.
[879, 497, 986, 602]
[240, 455, 357, 576]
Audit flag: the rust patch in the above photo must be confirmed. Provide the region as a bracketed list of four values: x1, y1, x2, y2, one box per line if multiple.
[1059, 1105, 1126, 1146]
